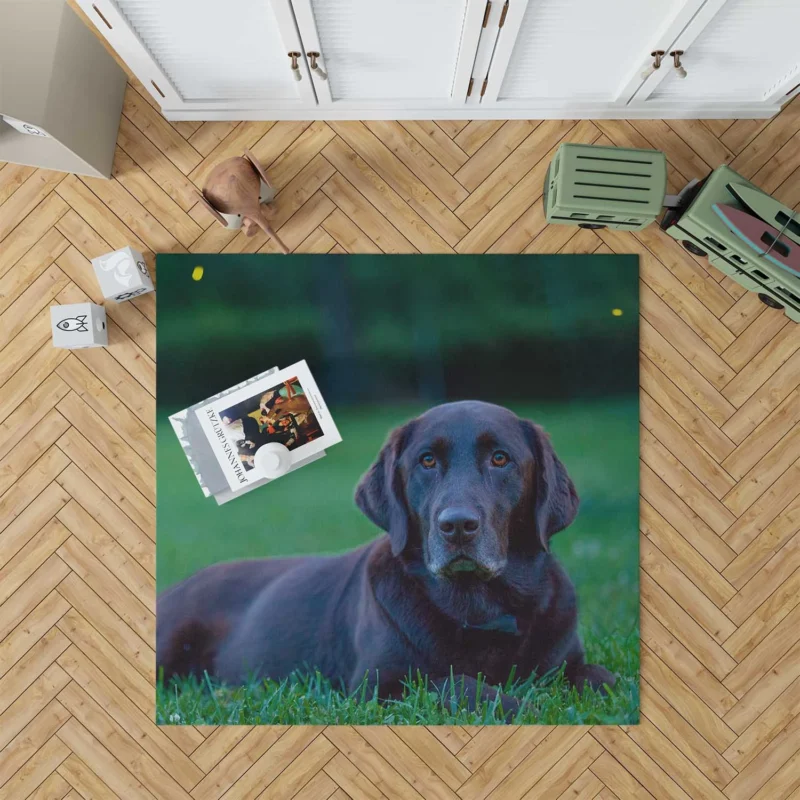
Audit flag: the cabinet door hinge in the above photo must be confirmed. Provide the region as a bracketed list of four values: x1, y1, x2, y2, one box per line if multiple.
[482, 0, 492, 27]
[467, 77, 475, 97]
[499, 0, 509, 27]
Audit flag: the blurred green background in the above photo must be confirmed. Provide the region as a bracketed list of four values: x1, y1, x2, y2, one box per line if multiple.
[156, 254, 639, 651]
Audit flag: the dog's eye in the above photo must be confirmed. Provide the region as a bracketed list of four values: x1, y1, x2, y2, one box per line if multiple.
[491, 451, 510, 467]
[420, 453, 437, 469]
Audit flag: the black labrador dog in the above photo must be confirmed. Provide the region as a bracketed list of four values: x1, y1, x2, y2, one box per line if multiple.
[157, 401, 614, 715]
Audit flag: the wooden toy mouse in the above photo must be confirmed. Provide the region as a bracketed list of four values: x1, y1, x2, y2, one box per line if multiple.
[197, 149, 289, 254]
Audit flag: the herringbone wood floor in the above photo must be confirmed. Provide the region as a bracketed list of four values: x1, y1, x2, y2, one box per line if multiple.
[3, 36, 800, 799]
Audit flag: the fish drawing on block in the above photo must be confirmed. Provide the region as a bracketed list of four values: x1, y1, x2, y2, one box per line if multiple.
[57, 315, 89, 333]
[712, 204, 800, 276]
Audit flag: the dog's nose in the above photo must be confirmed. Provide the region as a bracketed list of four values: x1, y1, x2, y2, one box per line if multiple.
[437, 507, 480, 544]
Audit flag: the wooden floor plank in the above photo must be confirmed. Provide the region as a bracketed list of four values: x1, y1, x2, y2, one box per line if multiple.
[77, 173, 185, 255]
[642, 573, 737, 682]
[57, 649, 203, 792]
[0, 162, 36, 206]
[322, 172, 416, 254]
[0, 591, 70, 681]
[456, 728, 549, 799]
[121, 85, 202, 176]
[458, 121, 599, 251]
[116, 116, 200, 212]
[722, 492, 800, 589]
[326, 124, 465, 248]
[57, 753, 123, 800]
[0, 193, 69, 278]
[641, 394, 736, 500]
[0, 228, 68, 317]
[435, 120, 470, 138]
[265, 121, 336, 191]
[640, 679, 737, 789]
[723, 542, 800, 630]
[641, 536, 735, 643]
[0, 664, 70, 754]
[639, 356, 736, 463]
[56, 534, 153, 644]
[0, 169, 66, 243]
[111, 148, 202, 249]
[56, 715, 159, 800]
[630, 120, 713, 181]
[0, 392, 69, 491]
[641, 500, 736, 608]
[723, 639, 800, 734]
[640, 644, 737, 751]
[55, 463, 153, 574]
[590, 726, 697, 800]
[453, 120, 539, 192]
[649, 461, 736, 571]
[640, 283, 736, 389]
[189, 727, 288, 800]
[0, 479, 70, 563]
[186, 121, 238, 158]
[55, 427, 154, 538]
[56, 570, 154, 683]
[363, 120, 469, 210]
[0, 516, 72, 614]
[399, 120, 469, 175]
[454, 121, 505, 155]
[729, 98, 800, 179]
[0, 732, 71, 800]
[640, 319, 737, 427]
[667, 119, 735, 171]
[454, 119, 576, 229]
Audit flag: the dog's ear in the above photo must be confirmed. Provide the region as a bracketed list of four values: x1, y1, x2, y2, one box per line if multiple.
[355, 421, 414, 556]
[521, 420, 579, 551]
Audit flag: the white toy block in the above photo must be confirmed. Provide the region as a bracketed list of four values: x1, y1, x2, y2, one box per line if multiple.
[91, 246, 154, 302]
[51, 303, 107, 349]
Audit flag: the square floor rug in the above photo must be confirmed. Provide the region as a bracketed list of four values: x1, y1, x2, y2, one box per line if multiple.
[155, 254, 639, 725]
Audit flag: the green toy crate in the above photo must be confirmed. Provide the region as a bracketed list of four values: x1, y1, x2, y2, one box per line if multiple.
[660, 164, 800, 323]
[544, 143, 667, 231]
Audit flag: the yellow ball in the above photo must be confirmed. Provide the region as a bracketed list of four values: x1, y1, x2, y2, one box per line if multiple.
[192, 266, 204, 281]
[612, 308, 623, 317]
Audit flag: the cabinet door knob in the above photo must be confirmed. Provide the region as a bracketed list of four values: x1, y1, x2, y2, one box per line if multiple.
[307, 52, 328, 81]
[641, 50, 665, 80]
[670, 50, 687, 79]
[288, 52, 302, 81]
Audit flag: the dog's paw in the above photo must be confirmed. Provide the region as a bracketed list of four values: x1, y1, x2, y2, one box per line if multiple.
[430, 675, 522, 722]
[567, 663, 616, 694]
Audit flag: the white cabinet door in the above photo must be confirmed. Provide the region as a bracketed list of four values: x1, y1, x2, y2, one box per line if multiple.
[76, 0, 316, 111]
[290, 0, 486, 108]
[634, 0, 800, 107]
[481, 0, 707, 109]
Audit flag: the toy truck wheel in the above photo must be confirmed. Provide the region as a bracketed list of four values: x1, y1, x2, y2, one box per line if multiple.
[758, 293, 784, 310]
[681, 240, 707, 257]
[578, 223, 606, 229]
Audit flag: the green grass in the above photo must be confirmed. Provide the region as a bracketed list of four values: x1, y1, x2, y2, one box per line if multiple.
[157, 399, 639, 725]
[157, 630, 639, 726]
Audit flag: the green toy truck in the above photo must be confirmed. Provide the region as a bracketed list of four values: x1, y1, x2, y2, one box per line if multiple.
[659, 165, 800, 323]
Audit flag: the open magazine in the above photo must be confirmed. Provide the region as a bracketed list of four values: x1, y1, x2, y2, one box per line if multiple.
[170, 360, 341, 504]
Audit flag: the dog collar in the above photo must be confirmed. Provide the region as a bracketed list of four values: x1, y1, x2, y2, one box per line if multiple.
[462, 614, 520, 635]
